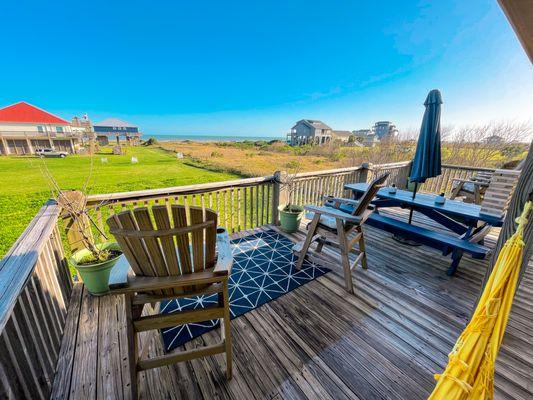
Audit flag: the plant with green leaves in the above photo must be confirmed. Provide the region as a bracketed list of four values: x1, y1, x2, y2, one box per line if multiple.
[278, 161, 304, 233]
[39, 155, 122, 294]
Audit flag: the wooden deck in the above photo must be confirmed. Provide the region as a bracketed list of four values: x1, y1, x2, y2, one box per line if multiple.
[51, 209, 533, 400]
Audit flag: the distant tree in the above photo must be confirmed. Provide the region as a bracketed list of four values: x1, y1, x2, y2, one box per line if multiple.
[443, 120, 532, 167]
[501, 144, 525, 159]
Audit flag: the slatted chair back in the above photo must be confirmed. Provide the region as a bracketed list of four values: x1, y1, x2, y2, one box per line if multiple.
[480, 169, 521, 218]
[473, 171, 493, 183]
[352, 173, 389, 216]
[107, 205, 218, 295]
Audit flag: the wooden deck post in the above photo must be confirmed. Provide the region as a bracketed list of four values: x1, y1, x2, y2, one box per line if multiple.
[58, 190, 94, 253]
[396, 161, 412, 189]
[359, 163, 372, 183]
[272, 171, 287, 225]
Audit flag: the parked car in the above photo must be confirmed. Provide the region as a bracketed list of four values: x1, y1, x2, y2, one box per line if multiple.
[35, 148, 68, 158]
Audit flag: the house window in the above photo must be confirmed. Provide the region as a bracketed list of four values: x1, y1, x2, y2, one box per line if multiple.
[37, 126, 44, 133]
[56, 126, 64, 133]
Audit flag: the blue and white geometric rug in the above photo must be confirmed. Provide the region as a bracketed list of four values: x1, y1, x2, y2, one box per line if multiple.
[160, 229, 329, 351]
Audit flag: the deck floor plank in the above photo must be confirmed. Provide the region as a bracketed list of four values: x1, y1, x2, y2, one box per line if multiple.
[49, 283, 83, 399]
[97, 294, 125, 400]
[69, 286, 99, 399]
[50, 209, 532, 400]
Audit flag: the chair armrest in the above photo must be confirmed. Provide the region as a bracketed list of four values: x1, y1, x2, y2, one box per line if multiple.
[324, 197, 360, 207]
[452, 178, 489, 187]
[470, 179, 490, 186]
[214, 228, 233, 275]
[453, 177, 489, 184]
[109, 270, 226, 295]
[304, 205, 362, 224]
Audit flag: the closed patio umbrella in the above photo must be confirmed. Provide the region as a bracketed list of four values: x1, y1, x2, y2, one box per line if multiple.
[408, 89, 443, 224]
[429, 200, 532, 400]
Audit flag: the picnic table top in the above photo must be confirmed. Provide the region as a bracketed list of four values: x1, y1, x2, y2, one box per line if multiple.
[344, 182, 504, 226]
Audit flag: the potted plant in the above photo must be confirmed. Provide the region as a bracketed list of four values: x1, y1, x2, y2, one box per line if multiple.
[41, 159, 123, 295]
[278, 162, 304, 233]
[69, 241, 122, 295]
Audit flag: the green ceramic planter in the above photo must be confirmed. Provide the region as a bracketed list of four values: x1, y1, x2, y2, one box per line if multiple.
[70, 242, 122, 296]
[278, 205, 304, 233]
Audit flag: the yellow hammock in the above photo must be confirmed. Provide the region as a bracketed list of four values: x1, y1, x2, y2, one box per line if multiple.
[429, 200, 532, 400]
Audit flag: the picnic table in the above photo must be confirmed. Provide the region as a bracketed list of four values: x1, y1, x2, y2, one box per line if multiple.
[343, 183, 504, 275]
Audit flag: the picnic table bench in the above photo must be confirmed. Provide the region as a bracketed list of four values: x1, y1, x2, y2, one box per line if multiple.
[343, 183, 504, 275]
[368, 213, 489, 275]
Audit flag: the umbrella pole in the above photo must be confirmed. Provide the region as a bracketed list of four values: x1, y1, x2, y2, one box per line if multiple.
[408, 182, 418, 225]
[393, 181, 422, 245]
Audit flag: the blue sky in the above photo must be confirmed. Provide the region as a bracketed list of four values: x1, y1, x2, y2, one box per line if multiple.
[1, 0, 531, 136]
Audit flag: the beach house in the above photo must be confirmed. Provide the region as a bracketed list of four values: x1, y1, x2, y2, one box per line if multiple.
[332, 130, 354, 143]
[0, 102, 79, 155]
[93, 118, 142, 146]
[288, 119, 333, 145]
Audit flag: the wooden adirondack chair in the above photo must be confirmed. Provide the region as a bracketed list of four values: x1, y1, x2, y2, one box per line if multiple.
[106, 204, 233, 399]
[293, 173, 389, 293]
[467, 169, 521, 244]
[450, 170, 493, 204]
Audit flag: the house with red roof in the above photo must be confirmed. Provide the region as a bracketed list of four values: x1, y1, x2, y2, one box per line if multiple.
[0, 102, 79, 155]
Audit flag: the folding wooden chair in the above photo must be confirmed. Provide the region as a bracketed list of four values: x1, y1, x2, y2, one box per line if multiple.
[106, 205, 233, 399]
[293, 174, 389, 293]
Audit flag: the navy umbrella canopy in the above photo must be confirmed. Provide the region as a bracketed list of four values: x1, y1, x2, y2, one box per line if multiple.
[408, 89, 443, 224]
[410, 89, 443, 185]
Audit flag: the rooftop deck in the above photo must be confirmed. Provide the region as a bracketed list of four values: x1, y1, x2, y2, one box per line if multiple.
[50, 209, 532, 400]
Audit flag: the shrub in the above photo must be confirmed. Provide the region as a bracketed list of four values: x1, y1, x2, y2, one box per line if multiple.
[143, 137, 159, 146]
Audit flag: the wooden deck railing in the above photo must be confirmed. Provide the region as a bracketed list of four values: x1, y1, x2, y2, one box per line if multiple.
[0, 201, 72, 399]
[86, 176, 276, 237]
[79, 161, 493, 243]
[289, 166, 365, 206]
[368, 161, 413, 189]
[422, 164, 496, 195]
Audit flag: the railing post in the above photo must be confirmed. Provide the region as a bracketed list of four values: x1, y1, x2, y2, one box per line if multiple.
[397, 161, 412, 189]
[58, 190, 94, 253]
[272, 171, 287, 225]
[359, 163, 372, 183]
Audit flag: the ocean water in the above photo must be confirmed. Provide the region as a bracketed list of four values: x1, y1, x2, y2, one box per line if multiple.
[150, 134, 285, 142]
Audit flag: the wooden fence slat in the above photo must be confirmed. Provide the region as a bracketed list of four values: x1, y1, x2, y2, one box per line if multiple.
[1, 331, 34, 399]
[16, 294, 54, 387]
[250, 186, 254, 229]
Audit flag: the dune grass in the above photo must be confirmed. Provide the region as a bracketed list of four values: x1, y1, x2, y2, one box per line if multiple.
[0, 146, 239, 257]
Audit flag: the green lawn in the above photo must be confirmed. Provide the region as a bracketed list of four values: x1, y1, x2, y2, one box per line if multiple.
[0, 146, 239, 257]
